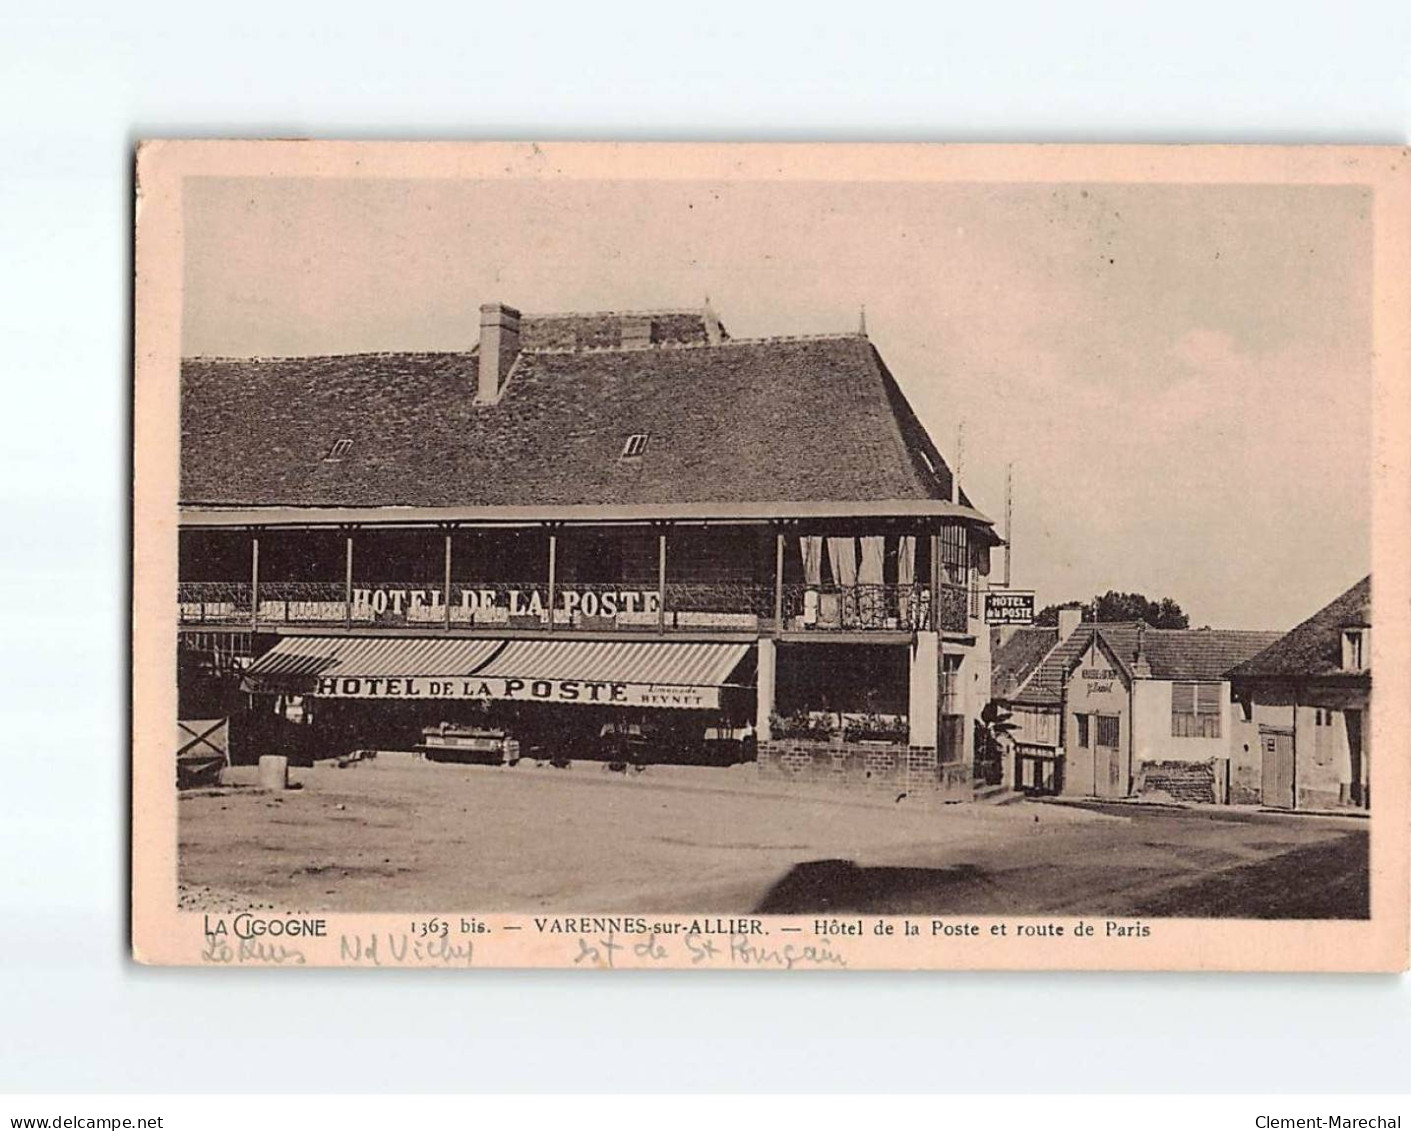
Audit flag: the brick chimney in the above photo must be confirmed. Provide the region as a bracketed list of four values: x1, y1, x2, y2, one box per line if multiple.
[477, 302, 521, 404]
[620, 315, 652, 350]
[702, 298, 723, 345]
[1057, 606, 1083, 643]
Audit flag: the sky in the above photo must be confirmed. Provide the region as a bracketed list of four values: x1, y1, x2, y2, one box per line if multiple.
[183, 176, 1372, 631]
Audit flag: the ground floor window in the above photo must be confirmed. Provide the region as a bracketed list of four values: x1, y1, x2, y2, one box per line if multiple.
[1095, 714, 1120, 748]
[1172, 681, 1221, 738]
[773, 643, 909, 743]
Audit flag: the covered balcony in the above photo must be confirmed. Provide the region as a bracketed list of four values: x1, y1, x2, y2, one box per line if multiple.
[177, 520, 985, 638]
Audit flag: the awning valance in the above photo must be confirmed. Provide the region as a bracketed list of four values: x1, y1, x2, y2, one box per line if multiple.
[243, 636, 750, 710]
[472, 639, 751, 710]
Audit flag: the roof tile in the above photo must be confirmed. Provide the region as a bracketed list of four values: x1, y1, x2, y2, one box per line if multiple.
[181, 331, 966, 511]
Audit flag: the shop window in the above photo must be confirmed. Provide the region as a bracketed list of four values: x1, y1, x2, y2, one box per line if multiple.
[1172, 681, 1221, 738]
[1075, 714, 1090, 749]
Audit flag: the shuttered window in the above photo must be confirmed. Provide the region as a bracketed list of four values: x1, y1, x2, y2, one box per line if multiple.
[1172, 681, 1221, 738]
[1095, 715, 1120, 748]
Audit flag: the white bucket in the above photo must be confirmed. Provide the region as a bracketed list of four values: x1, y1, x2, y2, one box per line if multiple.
[258, 755, 289, 791]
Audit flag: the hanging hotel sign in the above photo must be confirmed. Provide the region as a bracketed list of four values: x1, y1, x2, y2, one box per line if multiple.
[311, 674, 719, 710]
[984, 589, 1036, 625]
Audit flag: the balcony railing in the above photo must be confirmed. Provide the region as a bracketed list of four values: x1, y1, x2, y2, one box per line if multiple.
[177, 581, 253, 625]
[178, 578, 973, 634]
[780, 582, 968, 633]
[257, 581, 349, 625]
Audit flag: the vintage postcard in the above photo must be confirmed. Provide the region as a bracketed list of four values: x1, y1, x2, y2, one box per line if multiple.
[133, 142, 1410, 970]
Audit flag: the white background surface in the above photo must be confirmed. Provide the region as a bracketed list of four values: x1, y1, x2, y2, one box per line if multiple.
[2, 0, 1409, 1094]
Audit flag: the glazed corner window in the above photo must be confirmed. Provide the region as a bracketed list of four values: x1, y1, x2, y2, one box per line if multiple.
[323, 438, 353, 462]
[1172, 681, 1221, 738]
[620, 433, 649, 460]
[1342, 629, 1365, 671]
[1075, 714, 1090, 749]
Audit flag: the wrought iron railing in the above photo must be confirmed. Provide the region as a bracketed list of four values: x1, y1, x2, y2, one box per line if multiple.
[663, 581, 772, 630]
[177, 581, 253, 625]
[259, 581, 350, 625]
[179, 577, 972, 633]
[779, 582, 970, 633]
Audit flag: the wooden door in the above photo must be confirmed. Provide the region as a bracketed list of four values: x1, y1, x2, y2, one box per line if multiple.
[1093, 714, 1123, 798]
[1261, 729, 1295, 808]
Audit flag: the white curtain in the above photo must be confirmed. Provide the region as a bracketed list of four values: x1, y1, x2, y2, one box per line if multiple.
[827, 537, 858, 587]
[858, 536, 885, 585]
[896, 536, 916, 588]
[800, 536, 823, 586]
[897, 535, 921, 627]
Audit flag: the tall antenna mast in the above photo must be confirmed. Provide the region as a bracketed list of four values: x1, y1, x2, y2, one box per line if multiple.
[953, 420, 966, 505]
[1003, 461, 1013, 587]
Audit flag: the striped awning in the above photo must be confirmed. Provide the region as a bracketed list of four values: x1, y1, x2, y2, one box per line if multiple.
[244, 636, 506, 688]
[474, 639, 750, 689]
[242, 636, 750, 710]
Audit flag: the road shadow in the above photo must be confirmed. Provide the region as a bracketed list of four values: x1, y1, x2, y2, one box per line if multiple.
[1130, 835, 1370, 920]
[754, 858, 993, 914]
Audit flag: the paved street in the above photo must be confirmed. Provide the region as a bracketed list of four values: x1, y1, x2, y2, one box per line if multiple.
[179, 757, 1369, 919]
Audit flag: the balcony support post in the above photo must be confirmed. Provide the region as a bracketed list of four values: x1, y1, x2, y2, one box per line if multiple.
[756, 636, 777, 743]
[443, 529, 453, 630]
[546, 530, 557, 633]
[344, 531, 354, 629]
[250, 533, 260, 632]
[909, 630, 940, 749]
[657, 527, 668, 634]
[773, 530, 785, 630]
[929, 530, 941, 632]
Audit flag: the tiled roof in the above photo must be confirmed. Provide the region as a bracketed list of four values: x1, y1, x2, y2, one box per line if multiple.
[1227, 576, 1372, 680]
[990, 626, 1058, 698]
[181, 323, 973, 514]
[1140, 628, 1284, 681]
[1006, 622, 1283, 705]
[1009, 623, 1109, 705]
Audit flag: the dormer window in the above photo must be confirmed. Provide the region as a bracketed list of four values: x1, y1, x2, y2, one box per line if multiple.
[324, 439, 353, 462]
[620, 433, 649, 460]
[1342, 628, 1368, 671]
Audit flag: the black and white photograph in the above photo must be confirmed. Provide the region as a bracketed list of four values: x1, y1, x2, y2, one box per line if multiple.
[9, 0, 1411, 1115]
[132, 141, 1410, 970]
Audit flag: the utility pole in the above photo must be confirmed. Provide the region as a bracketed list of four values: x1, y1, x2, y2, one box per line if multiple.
[1003, 461, 1013, 588]
[953, 421, 966, 504]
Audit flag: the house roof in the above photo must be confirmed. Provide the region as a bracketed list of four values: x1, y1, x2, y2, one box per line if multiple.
[1227, 576, 1372, 681]
[990, 627, 1059, 699]
[1009, 624, 1111, 705]
[1140, 628, 1285, 682]
[1003, 622, 1283, 706]
[181, 309, 989, 527]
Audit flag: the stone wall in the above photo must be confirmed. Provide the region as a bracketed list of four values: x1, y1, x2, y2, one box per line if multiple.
[1134, 759, 1225, 804]
[757, 739, 971, 798]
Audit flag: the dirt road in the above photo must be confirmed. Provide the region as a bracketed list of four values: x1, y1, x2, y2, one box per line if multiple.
[178, 758, 1368, 918]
